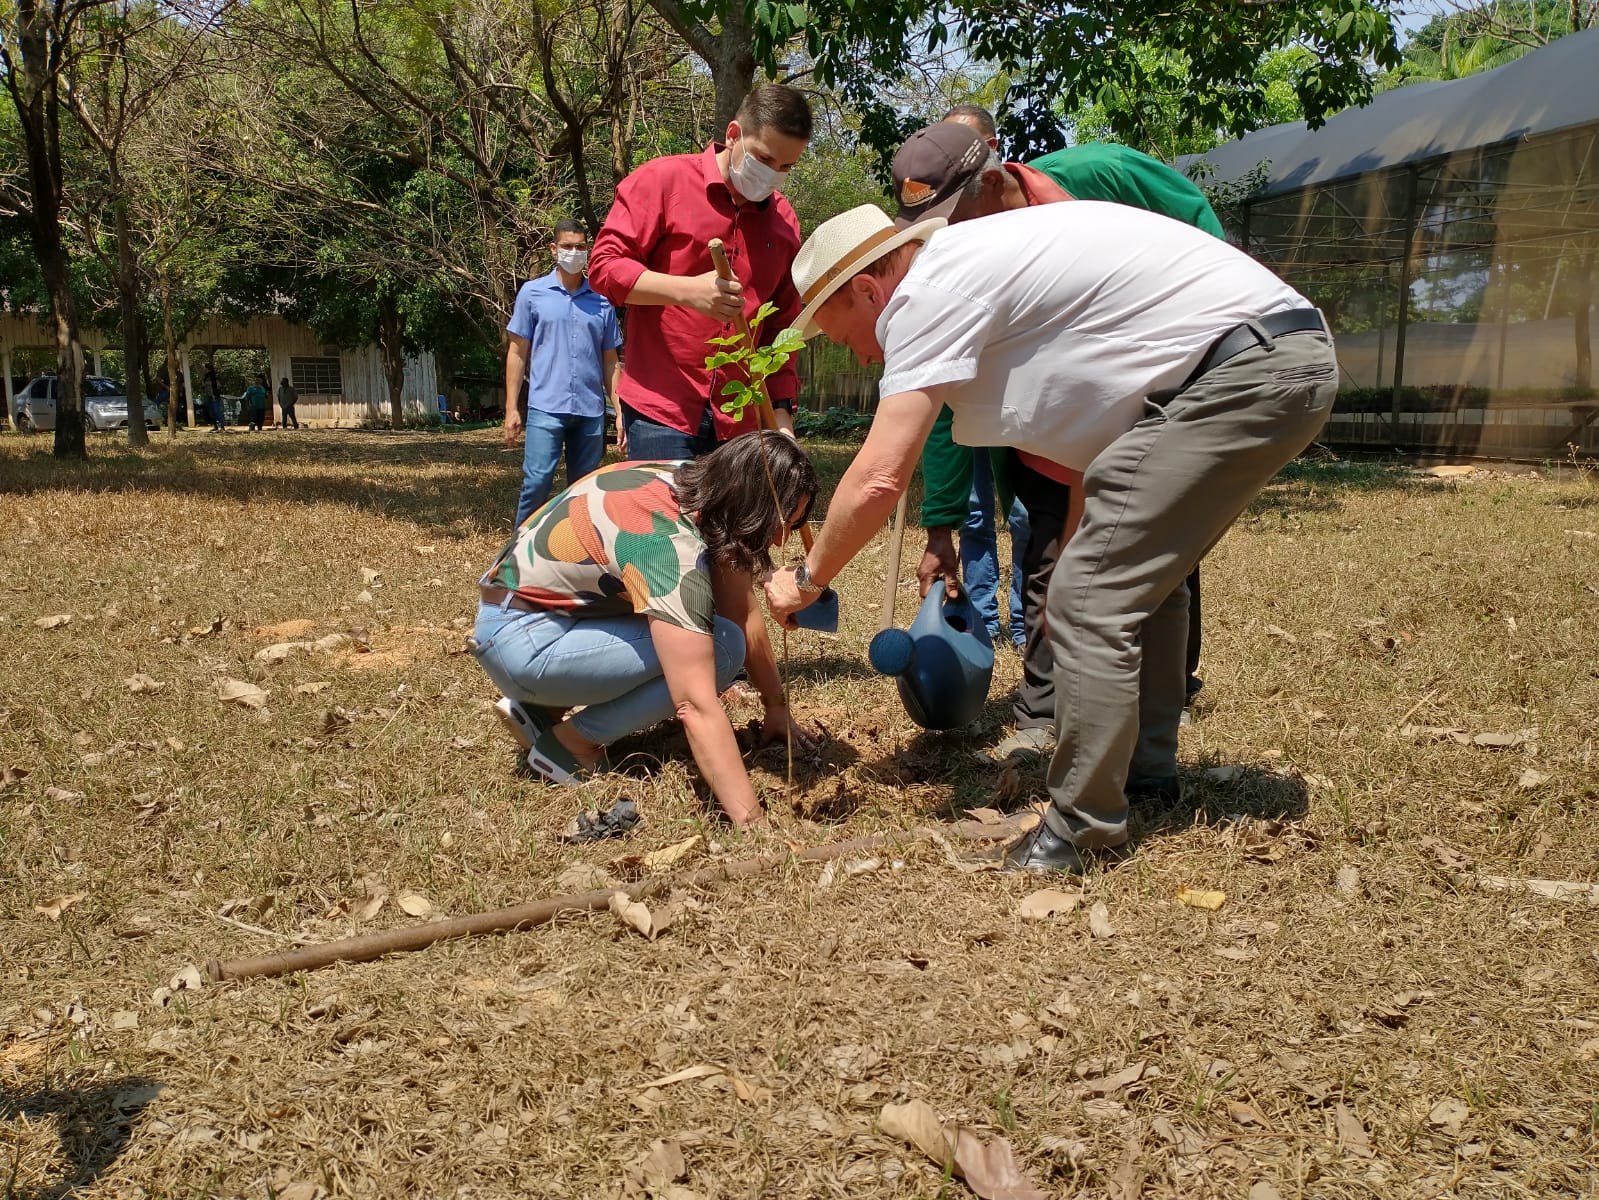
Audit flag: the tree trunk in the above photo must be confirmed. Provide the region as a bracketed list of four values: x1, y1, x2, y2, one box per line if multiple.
[14, 0, 86, 459]
[376, 292, 406, 430]
[113, 182, 149, 447]
[160, 269, 182, 441]
[646, 0, 755, 133]
[709, 4, 756, 131]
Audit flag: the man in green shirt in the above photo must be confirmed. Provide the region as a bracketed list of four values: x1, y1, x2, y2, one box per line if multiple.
[241, 373, 270, 432]
[899, 110, 1222, 782]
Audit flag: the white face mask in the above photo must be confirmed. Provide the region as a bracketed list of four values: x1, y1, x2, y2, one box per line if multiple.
[555, 248, 589, 274]
[728, 140, 788, 203]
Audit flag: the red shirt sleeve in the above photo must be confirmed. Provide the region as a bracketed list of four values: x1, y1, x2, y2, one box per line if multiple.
[589, 164, 664, 306]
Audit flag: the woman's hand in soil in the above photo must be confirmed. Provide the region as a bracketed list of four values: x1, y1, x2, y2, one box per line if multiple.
[760, 703, 818, 753]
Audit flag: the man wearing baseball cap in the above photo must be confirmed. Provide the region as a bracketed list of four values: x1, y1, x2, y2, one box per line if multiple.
[897, 114, 1228, 775]
[764, 200, 1335, 874]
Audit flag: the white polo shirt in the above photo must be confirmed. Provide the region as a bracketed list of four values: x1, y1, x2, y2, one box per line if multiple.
[876, 201, 1312, 471]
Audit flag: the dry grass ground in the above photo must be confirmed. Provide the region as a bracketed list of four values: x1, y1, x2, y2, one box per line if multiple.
[2, 428, 1597, 1200]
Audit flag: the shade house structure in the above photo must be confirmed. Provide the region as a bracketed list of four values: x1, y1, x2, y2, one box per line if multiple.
[1182, 29, 1599, 457]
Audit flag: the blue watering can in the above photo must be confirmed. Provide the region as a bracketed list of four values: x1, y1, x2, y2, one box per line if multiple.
[867, 584, 994, 730]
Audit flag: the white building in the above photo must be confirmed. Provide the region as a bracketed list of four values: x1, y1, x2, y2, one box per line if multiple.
[1, 312, 440, 426]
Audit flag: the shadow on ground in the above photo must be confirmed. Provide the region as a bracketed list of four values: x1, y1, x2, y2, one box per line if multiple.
[0, 1074, 163, 1200]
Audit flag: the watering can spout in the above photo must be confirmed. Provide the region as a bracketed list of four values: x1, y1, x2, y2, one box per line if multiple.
[867, 585, 994, 730]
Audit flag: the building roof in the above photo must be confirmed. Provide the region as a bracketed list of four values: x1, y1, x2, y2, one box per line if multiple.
[1181, 27, 1599, 196]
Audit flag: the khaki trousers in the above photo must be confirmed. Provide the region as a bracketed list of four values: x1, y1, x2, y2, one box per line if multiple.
[1043, 327, 1338, 848]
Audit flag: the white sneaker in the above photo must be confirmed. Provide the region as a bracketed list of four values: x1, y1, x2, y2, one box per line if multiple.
[494, 696, 548, 751]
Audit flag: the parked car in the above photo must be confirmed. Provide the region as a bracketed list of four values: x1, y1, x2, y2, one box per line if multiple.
[13, 375, 163, 432]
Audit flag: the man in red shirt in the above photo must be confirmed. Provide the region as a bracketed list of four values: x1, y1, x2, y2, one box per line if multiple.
[589, 85, 812, 460]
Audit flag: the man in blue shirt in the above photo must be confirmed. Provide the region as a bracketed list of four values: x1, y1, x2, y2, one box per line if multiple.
[504, 218, 624, 526]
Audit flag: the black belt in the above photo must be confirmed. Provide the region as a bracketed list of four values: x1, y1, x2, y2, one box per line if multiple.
[1180, 307, 1327, 390]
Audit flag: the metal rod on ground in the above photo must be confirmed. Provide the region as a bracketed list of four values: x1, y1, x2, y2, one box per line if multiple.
[206, 832, 903, 982]
[880, 490, 910, 631]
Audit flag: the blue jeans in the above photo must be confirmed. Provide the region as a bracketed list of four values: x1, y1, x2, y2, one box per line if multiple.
[960, 451, 1028, 646]
[619, 401, 718, 461]
[516, 409, 605, 526]
[471, 600, 745, 745]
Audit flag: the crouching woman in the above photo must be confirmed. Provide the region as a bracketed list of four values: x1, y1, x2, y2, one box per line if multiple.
[471, 432, 819, 827]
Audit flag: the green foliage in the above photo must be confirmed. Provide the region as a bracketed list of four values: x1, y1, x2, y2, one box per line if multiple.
[703, 301, 806, 420]
[734, 0, 1403, 161]
[793, 404, 872, 437]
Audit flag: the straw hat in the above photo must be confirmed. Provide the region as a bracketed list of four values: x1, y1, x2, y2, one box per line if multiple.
[789, 204, 946, 339]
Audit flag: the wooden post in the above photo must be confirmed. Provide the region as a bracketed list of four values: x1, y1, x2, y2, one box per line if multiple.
[1390, 166, 1422, 451]
[2, 340, 14, 427]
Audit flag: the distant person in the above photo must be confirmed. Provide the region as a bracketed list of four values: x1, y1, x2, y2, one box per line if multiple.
[503, 218, 622, 527]
[204, 363, 225, 431]
[242, 373, 269, 431]
[278, 377, 300, 429]
[588, 84, 811, 459]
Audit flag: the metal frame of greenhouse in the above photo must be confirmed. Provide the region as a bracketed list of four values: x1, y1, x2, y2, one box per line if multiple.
[1184, 28, 1599, 458]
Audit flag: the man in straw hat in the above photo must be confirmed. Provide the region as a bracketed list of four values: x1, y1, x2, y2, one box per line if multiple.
[764, 201, 1336, 874]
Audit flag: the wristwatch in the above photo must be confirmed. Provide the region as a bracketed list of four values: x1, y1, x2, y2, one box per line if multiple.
[792, 559, 826, 596]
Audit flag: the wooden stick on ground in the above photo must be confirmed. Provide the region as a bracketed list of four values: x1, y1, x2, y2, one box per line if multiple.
[208, 832, 902, 982]
[205, 815, 1036, 983]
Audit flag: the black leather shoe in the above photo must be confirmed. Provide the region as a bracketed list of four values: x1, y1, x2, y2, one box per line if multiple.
[1001, 822, 1088, 875]
[1126, 774, 1181, 805]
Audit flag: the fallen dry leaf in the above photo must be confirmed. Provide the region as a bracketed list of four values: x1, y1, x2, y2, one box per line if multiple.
[2, 765, 32, 789]
[1334, 1104, 1372, 1157]
[1517, 768, 1549, 790]
[1402, 724, 1471, 745]
[1017, 888, 1084, 921]
[1427, 1097, 1469, 1135]
[217, 678, 268, 710]
[124, 673, 164, 694]
[1264, 624, 1297, 643]
[1176, 887, 1226, 911]
[34, 892, 87, 920]
[1419, 836, 1474, 872]
[642, 835, 703, 871]
[609, 891, 677, 940]
[189, 617, 226, 638]
[1371, 989, 1433, 1026]
[1473, 874, 1599, 905]
[1228, 1100, 1268, 1127]
[1205, 765, 1246, 783]
[1088, 901, 1115, 939]
[966, 807, 1005, 825]
[639, 1138, 686, 1186]
[354, 894, 386, 921]
[1335, 865, 1361, 898]
[360, 567, 381, 585]
[44, 787, 83, 802]
[35, 613, 73, 628]
[1472, 728, 1536, 749]
[878, 1100, 1047, 1200]
[397, 892, 433, 918]
[295, 681, 331, 695]
[640, 1064, 723, 1089]
[169, 964, 204, 992]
